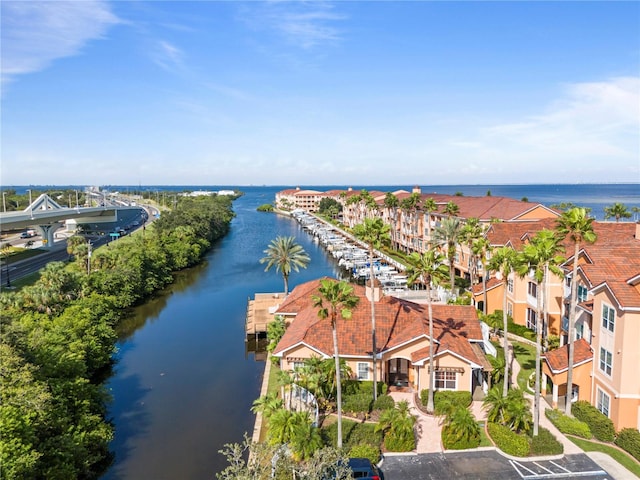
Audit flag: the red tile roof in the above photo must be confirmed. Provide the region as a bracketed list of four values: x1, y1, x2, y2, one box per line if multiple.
[273, 280, 484, 366]
[542, 338, 593, 373]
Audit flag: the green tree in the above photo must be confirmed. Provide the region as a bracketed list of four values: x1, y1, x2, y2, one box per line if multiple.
[318, 197, 342, 218]
[556, 207, 596, 416]
[267, 409, 310, 446]
[352, 217, 391, 402]
[459, 218, 483, 288]
[290, 421, 323, 461]
[251, 392, 283, 421]
[375, 400, 416, 450]
[487, 246, 519, 397]
[443, 201, 459, 217]
[406, 249, 448, 414]
[422, 197, 438, 239]
[604, 202, 631, 222]
[472, 236, 491, 315]
[443, 406, 481, 445]
[516, 229, 565, 436]
[433, 217, 463, 294]
[312, 279, 359, 449]
[260, 236, 310, 296]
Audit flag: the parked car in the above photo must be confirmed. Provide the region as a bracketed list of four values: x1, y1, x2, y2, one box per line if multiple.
[346, 458, 383, 480]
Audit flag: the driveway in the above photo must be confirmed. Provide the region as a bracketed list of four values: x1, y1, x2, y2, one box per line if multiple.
[381, 451, 611, 480]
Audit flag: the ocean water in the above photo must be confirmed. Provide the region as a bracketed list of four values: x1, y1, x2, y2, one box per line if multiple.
[5, 183, 640, 220]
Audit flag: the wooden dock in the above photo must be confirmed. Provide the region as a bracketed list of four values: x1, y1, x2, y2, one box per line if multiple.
[245, 292, 285, 336]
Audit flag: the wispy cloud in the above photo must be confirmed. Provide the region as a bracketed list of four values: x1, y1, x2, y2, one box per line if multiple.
[1, 0, 120, 85]
[152, 40, 185, 72]
[240, 1, 346, 49]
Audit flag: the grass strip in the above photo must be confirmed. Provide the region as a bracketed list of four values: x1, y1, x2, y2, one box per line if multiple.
[512, 341, 537, 391]
[567, 436, 640, 477]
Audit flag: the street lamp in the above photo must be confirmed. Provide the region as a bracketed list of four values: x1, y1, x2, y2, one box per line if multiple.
[27, 189, 33, 219]
[75, 190, 80, 211]
[2, 192, 6, 212]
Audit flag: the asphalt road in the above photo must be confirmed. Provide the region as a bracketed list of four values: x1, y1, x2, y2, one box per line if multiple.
[381, 451, 611, 480]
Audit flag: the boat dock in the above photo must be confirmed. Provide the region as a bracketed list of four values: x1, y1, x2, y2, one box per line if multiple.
[245, 292, 285, 336]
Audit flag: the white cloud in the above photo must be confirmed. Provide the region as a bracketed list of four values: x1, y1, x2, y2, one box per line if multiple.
[1, 0, 120, 85]
[152, 40, 185, 72]
[240, 1, 346, 49]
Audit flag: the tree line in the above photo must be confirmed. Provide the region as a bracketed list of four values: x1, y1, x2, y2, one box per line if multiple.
[0, 194, 236, 479]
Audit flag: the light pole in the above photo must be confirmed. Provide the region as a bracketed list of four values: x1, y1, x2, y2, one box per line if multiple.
[87, 240, 92, 275]
[27, 189, 33, 219]
[2, 192, 6, 212]
[75, 190, 80, 211]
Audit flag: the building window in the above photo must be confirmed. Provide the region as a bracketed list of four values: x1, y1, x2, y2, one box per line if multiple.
[599, 347, 612, 376]
[357, 362, 369, 381]
[507, 302, 513, 318]
[526, 308, 537, 331]
[507, 277, 514, 293]
[578, 285, 588, 303]
[435, 371, 457, 390]
[602, 304, 615, 333]
[597, 389, 610, 417]
[528, 282, 537, 298]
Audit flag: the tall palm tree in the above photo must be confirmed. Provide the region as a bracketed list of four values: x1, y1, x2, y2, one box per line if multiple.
[460, 218, 483, 288]
[556, 207, 596, 416]
[406, 249, 449, 414]
[443, 201, 459, 218]
[472, 236, 491, 315]
[260, 236, 310, 295]
[312, 279, 359, 449]
[353, 217, 391, 402]
[516, 229, 565, 436]
[604, 202, 631, 222]
[384, 192, 400, 249]
[422, 197, 438, 240]
[433, 217, 463, 294]
[487, 246, 519, 397]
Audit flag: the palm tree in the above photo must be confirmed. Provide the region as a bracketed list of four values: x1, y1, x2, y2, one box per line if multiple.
[460, 218, 483, 288]
[312, 279, 359, 449]
[472, 236, 491, 315]
[556, 207, 596, 416]
[422, 197, 438, 239]
[353, 218, 390, 402]
[443, 406, 481, 445]
[433, 217, 463, 294]
[406, 249, 449, 414]
[443, 201, 459, 218]
[251, 392, 283, 421]
[487, 246, 519, 397]
[604, 202, 631, 222]
[267, 409, 310, 446]
[375, 400, 416, 448]
[290, 420, 323, 460]
[260, 236, 310, 295]
[516, 229, 565, 436]
[483, 385, 510, 424]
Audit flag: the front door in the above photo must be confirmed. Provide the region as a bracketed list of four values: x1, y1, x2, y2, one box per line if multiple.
[388, 358, 410, 387]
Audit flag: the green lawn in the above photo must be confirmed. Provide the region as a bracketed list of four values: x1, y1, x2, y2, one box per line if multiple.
[567, 436, 640, 477]
[512, 341, 537, 391]
[478, 423, 493, 447]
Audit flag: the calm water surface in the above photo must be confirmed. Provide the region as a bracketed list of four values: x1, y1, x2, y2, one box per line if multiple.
[103, 191, 344, 480]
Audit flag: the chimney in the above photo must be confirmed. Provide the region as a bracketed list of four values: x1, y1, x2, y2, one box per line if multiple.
[412, 186, 421, 194]
[348, 187, 353, 192]
[365, 285, 382, 302]
[635, 222, 640, 240]
[296, 186, 301, 191]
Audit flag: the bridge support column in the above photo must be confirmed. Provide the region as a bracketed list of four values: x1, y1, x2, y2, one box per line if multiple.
[36, 223, 63, 248]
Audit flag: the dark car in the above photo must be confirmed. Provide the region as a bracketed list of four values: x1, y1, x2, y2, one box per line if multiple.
[346, 458, 384, 480]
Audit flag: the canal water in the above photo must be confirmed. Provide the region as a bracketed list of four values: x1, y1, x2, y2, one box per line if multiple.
[103, 188, 345, 480]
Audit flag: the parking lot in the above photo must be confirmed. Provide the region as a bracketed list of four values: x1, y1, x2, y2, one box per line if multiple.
[381, 451, 611, 480]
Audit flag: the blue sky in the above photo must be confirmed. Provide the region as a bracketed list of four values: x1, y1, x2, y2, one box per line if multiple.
[1, 1, 639, 186]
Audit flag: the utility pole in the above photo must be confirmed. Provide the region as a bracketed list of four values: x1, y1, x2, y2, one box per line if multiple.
[87, 240, 92, 275]
[2, 192, 6, 212]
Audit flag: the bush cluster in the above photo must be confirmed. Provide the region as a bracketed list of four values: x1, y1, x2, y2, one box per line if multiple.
[572, 401, 615, 442]
[384, 434, 416, 452]
[322, 420, 382, 451]
[507, 318, 536, 342]
[487, 422, 530, 457]
[373, 394, 395, 411]
[345, 380, 388, 396]
[441, 425, 481, 450]
[545, 409, 591, 439]
[530, 427, 563, 456]
[342, 394, 373, 414]
[615, 428, 640, 462]
[348, 444, 381, 465]
[420, 390, 472, 415]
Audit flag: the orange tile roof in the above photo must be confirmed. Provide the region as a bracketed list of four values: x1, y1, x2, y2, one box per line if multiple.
[543, 338, 593, 373]
[273, 280, 484, 365]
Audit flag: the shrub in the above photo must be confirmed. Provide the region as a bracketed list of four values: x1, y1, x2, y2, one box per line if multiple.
[572, 401, 615, 442]
[322, 420, 382, 450]
[344, 380, 387, 396]
[615, 428, 640, 462]
[507, 318, 536, 342]
[442, 424, 481, 450]
[342, 394, 373, 414]
[420, 390, 472, 415]
[348, 444, 381, 464]
[373, 394, 394, 411]
[545, 409, 591, 439]
[529, 427, 563, 456]
[383, 433, 415, 452]
[487, 422, 530, 457]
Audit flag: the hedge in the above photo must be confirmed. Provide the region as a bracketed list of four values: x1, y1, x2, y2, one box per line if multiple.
[384, 433, 415, 452]
[342, 394, 373, 414]
[572, 401, 615, 442]
[442, 425, 481, 450]
[345, 380, 388, 396]
[373, 394, 395, 411]
[545, 409, 592, 439]
[487, 422, 530, 457]
[348, 444, 381, 465]
[321, 420, 383, 450]
[530, 427, 563, 456]
[614, 428, 640, 462]
[420, 390, 472, 415]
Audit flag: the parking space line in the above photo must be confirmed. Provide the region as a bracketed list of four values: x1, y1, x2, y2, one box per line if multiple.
[533, 462, 554, 474]
[549, 461, 571, 473]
